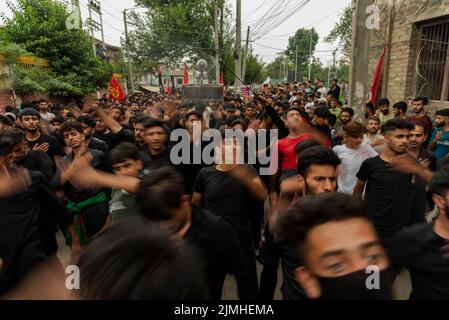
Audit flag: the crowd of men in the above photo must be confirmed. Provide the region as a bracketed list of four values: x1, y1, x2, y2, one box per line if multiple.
[1, 79, 449, 300]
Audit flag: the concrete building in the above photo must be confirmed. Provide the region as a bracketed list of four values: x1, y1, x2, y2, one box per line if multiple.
[349, 0, 449, 117]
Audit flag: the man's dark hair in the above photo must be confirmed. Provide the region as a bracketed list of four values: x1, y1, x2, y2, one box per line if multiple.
[381, 118, 414, 134]
[314, 106, 330, 119]
[109, 143, 141, 166]
[112, 106, 126, 116]
[51, 115, 65, 124]
[340, 107, 354, 117]
[378, 98, 390, 106]
[194, 101, 206, 114]
[136, 168, 186, 222]
[143, 118, 170, 135]
[19, 108, 41, 120]
[414, 96, 429, 105]
[230, 118, 248, 131]
[226, 115, 243, 127]
[2, 128, 25, 146]
[275, 192, 367, 259]
[0, 133, 15, 156]
[295, 139, 320, 157]
[297, 146, 341, 178]
[185, 111, 203, 121]
[435, 109, 449, 118]
[0, 115, 13, 127]
[76, 115, 96, 128]
[77, 218, 207, 299]
[131, 114, 150, 126]
[429, 167, 449, 198]
[61, 121, 84, 135]
[393, 101, 408, 113]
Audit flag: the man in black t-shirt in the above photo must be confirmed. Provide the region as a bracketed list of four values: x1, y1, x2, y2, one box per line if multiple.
[140, 118, 173, 171]
[19, 108, 63, 167]
[76, 115, 109, 154]
[5, 128, 54, 181]
[354, 118, 421, 246]
[192, 134, 268, 299]
[389, 168, 449, 299]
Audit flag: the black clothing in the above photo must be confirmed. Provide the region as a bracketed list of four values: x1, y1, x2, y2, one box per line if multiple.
[17, 150, 54, 181]
[26, 134, 63, 162]
[389, 223, 449, 300]
[94, 127, 134, 150]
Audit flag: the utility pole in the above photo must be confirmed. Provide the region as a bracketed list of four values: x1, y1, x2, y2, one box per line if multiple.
[123, 9, 135, 92]
[234, 0, 242, 91]
[332, 50, 337, 80]
[87, 0, 103, 56]
[242, 26, 250, 84]
[214, 4, 220, 85]
[295, 38, 298, 82]
[308, 29, 312, 80]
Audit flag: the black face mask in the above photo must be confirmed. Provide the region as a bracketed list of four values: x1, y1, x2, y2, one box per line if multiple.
[316, 268, 393, 300]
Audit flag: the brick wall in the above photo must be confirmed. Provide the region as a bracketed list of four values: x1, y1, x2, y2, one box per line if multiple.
[353, 0, 449, 110]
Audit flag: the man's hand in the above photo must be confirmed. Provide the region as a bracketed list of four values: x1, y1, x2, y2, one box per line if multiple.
[390, 153, 422, 175]
[33, 142, 50, 152]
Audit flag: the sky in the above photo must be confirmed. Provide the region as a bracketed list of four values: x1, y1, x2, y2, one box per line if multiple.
[0, 0, 351, 65]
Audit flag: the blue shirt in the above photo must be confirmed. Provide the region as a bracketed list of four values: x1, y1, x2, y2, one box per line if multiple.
[430, 129, 449, 159]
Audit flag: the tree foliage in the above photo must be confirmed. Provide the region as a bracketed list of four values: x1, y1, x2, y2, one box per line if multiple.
[0, 0, 112, 96]
[325, 5, 353, 62]
[284, 28, 319, 72]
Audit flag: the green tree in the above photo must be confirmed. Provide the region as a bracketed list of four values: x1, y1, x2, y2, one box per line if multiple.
[284, 28, 319, 75]
[325, 5, 353, 63]
[244, 50, 265, 84]
[0, 0, 112, 96]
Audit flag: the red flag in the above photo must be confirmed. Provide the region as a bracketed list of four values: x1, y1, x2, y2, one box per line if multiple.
[220, 72, 224, 85]
[367, 48, 386, 104]
[167, 78, 172, 95]
[183, 63, 189, 84]
[109, 78, 124, 102]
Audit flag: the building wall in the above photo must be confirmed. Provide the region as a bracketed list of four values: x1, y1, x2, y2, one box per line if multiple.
[350, 0, 449, 116]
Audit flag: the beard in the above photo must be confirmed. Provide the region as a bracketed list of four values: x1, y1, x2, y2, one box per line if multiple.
[25, 127, 38, 133]
[435, 122, 445, 128]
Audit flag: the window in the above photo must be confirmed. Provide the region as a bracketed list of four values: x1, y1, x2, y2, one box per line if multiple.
[177, 78, 183, 85]
[416, 19, 449, 101]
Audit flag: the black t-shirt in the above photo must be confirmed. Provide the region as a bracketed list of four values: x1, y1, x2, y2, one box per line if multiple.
[89, 137, 109, 154]
[139, 149, 173, 172]
[26, 134, 63, 162]
[184, 205, 248, 300]
[94, 127, 134, 150]
[0, 170, 72, 292]
[17, 150, 55, 181]
[193, 165, 255, 237]
[357, 156, 417, 241]
[389, 223, 449, 300]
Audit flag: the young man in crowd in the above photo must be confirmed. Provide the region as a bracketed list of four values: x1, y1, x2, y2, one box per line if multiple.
[92, 106, 134, 150]
[76, 115, 109, 154]
[428, 109, 449, 160]
[328, 79, 340, 100]
[378, 98, 395, 127]
[0, 132, 79, 294]
[333, 121, 378, 194]
[332, 107, 355, 146]
[131, 114, 150, 151]
[389, 167, 449, 299]
[192, 133, 268, 300]
[410, 96, 432, 147]
[393, 101, 409, 120]
[275, 192, 392, 300]
[37, 99, 55, 122]
[53, 121, 110, 245]
[363, 116, 385, 154]
[329, 98, 342, 129]
[19, 108, 63, 168]
[140, 118, 172, 171]
[354, 118, 425, 247]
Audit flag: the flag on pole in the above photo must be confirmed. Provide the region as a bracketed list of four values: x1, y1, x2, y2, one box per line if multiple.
[167, 78, 172, 95]
[367, 48, 386, 105]
[109, 78, 124, 102]
[220, 72, 224, 85]
[183, 63, 189, 84]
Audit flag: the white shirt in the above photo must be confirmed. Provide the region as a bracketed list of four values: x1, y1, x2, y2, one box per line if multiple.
[317, 87, 328, 98]
[333, 143, 378, 194]
[40, 112, 55, 121]
[363, 133, 385, 154]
